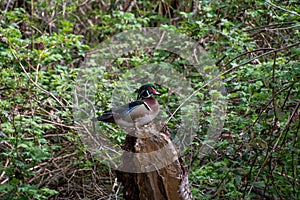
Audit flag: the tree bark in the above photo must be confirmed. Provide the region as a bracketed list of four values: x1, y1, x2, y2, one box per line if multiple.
[116, 123, 193, 200]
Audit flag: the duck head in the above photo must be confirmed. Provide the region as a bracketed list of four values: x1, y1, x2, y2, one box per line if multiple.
[137, 84, 160, 99]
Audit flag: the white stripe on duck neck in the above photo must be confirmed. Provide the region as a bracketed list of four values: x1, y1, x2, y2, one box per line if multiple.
[140, 90, 152, 99]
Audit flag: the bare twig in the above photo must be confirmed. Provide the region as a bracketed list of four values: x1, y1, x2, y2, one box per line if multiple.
[266, 1, 300, 17]
[246, 81, 296, 132]
[221, 48, 274, 69]
[272, 52, 277, 120]
[167, 41, 300, 124]
[248, 101, 300, 196]
[245, 22, 295, 32]
[0, 159, 10, 184]
[268, 25, 300, 31]
[9, 43, 66, 110]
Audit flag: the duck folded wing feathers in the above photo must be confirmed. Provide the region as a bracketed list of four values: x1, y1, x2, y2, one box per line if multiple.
[93, 100, 151, 123]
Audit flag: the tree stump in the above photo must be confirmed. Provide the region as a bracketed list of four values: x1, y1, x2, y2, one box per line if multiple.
[116, 123, 193, 200]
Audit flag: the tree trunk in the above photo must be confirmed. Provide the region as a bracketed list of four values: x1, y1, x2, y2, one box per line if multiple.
[116, 123, 193, 200]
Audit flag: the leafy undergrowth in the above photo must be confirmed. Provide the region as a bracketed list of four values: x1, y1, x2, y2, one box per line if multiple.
[0, 1, 299, 199]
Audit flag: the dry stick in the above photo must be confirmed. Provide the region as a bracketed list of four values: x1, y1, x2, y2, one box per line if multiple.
[268, 25, 300, 31]
[125, 0, 136, 12]
[266, 1, 300, 17]
[0, 159, 10, 185]
[3, 0, 14, 12]
[248, 102, 300, 196]
[27, 152, 78, 184]
[155, 30, 166, 49]
[30, 0, 34, 51]
[115, 183, 122, 200]
[272, 52, 277, 120]
[75, 121, 121, 160]
[10, 46, 66, 110]
[244, 22, 295, 32]
[221, 48, 274, 69]
[40, 118, 77, 129]
[28, 152, 77, 172]
[248, 81, 295, 132]
[78, 0, 90, 7]
[292, 121, 300, 191]
[166, 41, 300, 124]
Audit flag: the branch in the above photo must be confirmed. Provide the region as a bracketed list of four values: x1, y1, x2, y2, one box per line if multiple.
[266, 1, 300, 17]
[9, 43, 66, 110]
[167, 41, 300, 123]
[248, 101, 300, 196]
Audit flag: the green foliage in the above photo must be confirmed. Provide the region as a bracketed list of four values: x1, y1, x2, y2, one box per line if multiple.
[0, 69, 58, 199]
[0, 7, 90, 199]
[0, 0, 299, 199]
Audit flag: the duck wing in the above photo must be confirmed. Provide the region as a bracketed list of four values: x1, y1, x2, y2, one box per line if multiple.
[92, 100, 150, 123]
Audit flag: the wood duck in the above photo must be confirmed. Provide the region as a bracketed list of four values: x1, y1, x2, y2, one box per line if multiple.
[93, 84, 160, 128]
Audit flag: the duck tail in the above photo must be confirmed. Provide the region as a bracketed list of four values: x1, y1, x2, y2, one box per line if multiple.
[91, 110, 115, 123]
